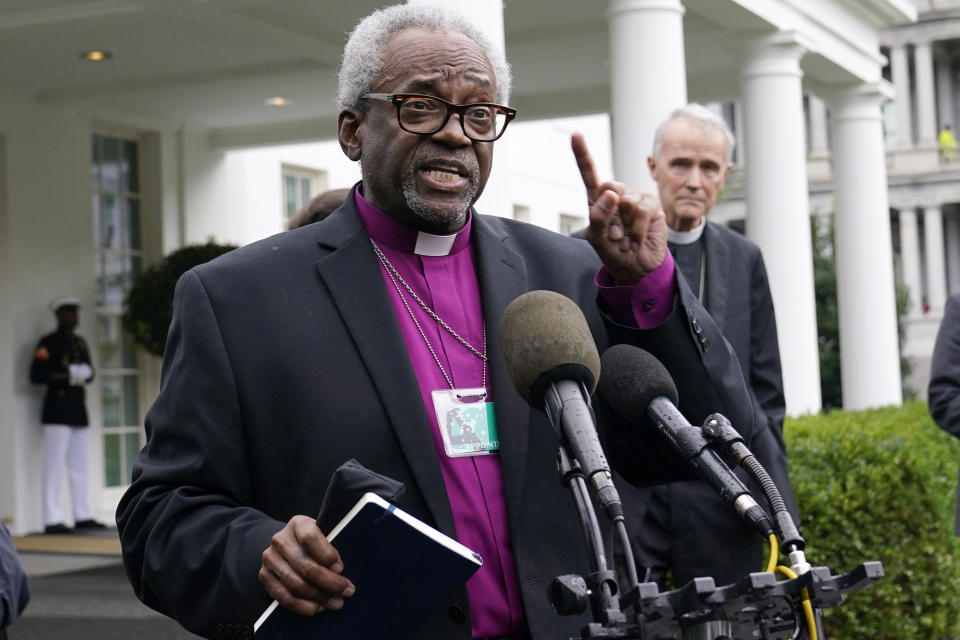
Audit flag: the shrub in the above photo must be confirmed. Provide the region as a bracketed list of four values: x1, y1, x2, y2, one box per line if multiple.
[786, 401, 960, 639]
[124, 241, 237, 357]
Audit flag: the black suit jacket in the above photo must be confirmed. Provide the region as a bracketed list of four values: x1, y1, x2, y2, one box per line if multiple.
[700, 222, 796, 518]
[116, 190, 755, 639]
[625, 221, 797, 588]
[929, 294, 960, 533]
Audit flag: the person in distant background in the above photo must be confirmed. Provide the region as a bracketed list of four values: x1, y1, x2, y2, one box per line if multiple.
[286, 188, 351, 230]
[939, 124, 957, 162]
[29, 296, 106, 535]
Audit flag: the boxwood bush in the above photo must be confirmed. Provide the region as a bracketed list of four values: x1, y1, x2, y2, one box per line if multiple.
[124, 241, 237, 357]
[786, 401, 960, 639]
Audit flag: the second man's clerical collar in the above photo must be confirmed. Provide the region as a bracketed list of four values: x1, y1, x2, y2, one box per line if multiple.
[354, 185, 471, 257]
[667, 220, 707, 246]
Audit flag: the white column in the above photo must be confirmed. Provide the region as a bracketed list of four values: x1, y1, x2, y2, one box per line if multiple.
[890, 44, 913, 149]
[740, 33, 821, 415]
[924, 204, 948, 312]
[607, 0, 687, 191]
[807, 93, 831, 181]
[915, 41, 938, 147]
[733, 101, 746, 166]
[898, 207, 923, 316]
[407, 0, 505, 54]
[0, 135, 15, 531]
[828, 82, 903, 409]
[936, 54, 956, 130]
[807, 93, 829, 156]
[955, 81, 960, 137]
[945, 212, 960, 295]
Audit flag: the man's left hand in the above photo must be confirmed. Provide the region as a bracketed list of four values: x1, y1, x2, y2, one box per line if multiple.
[572, 133, 667, 284]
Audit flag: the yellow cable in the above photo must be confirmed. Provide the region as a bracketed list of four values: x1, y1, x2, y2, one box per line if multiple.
[765, 533, 779, 573]
[776, 565, 817, 640]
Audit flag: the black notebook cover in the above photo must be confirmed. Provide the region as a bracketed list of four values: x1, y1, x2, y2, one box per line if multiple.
[254, 492, 483, 639]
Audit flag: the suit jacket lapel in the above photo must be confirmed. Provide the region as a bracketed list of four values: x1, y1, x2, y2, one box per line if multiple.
[703, 221, 730, 332]
[472, 216, 532, 521]
[313, 199, 456, 536]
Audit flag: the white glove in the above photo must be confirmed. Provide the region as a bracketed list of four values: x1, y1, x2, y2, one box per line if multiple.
[68, 363, 93, 386]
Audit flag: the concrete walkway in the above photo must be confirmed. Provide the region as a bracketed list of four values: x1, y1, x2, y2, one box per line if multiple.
[10, 529, 201, 639]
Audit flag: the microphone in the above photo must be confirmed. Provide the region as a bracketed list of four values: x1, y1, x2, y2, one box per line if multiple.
[598, 344, 773, 538]
[499, 290, 622, 519]
[702, 413, 805, 553]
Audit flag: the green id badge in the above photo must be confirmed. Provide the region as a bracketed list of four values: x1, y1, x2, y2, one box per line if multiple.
[432, 387, 499, 457]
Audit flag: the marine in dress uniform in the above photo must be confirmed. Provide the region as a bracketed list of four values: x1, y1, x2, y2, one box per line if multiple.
[29, 296, 106, 534]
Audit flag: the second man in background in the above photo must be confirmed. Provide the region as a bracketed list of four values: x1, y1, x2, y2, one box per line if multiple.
[630, 104, 799, 587]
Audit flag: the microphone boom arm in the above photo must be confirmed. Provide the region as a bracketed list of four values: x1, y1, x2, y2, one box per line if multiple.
[544, 381, 628, 628]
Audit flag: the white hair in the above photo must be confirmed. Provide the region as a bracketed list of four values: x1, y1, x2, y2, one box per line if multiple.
[651, 103, 735, 164]
[337, 4, 512, 110]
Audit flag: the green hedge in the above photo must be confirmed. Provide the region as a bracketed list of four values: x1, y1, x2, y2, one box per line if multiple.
[786, 401, 960, 639]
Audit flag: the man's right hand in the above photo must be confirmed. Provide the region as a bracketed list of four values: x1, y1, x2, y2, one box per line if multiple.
[572, 132, 667, 284]
[259, 515, 356, 616]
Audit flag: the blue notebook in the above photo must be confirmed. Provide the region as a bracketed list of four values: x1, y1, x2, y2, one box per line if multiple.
[254, 492, 483, 639]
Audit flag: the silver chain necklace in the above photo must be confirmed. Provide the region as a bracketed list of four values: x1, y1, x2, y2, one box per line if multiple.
[370, 239, 487, 390]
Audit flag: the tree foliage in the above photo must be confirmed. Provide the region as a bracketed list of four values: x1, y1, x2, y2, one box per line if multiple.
[811, 217, 912, 410]
[812, 216, 842, 410]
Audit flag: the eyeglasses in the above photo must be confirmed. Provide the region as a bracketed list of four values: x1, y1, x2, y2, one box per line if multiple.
[362, 93, 517, 142]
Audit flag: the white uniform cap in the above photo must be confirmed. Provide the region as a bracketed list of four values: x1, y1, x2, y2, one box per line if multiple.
[49, 295, 81, 312]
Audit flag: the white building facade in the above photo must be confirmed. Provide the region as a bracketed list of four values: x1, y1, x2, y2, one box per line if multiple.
[710, 0, 960, 403]
[883, 1, 960, 395]
[0, 0, 915, 534]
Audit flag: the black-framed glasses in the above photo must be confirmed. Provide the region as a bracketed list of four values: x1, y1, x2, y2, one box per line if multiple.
[362, 93, 517, 142]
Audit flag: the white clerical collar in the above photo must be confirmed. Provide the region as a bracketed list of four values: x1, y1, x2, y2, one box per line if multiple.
[667, 220, 706, 245]
[414, 231, 458, 256]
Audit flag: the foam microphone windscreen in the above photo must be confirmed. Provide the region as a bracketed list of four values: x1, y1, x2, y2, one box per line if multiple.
[598, 344, 679, 423]
[498, 290, 601, 406]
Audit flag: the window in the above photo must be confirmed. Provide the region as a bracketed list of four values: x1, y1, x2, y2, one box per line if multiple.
[512, 204, 530, 223]
[92, 133, 144, 488]
[559, 213, 583, 237]
[282, 165, 325, 221]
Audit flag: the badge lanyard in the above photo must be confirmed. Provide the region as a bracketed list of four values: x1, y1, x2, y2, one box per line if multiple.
[371, 239, 499, 457]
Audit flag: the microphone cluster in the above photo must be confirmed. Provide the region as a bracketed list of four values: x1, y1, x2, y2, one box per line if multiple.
[498, 290, 878, 640]
[598, 344, 774, 539]
[499, 290, 772, 537]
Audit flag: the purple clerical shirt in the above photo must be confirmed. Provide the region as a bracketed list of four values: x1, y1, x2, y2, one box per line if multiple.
[355, 187, 675, 637]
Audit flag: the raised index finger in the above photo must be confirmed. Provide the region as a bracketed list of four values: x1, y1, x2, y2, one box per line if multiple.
[571, 132, 601, 204]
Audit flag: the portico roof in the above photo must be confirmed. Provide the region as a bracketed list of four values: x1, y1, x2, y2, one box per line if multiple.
[0, 0, 915, 149]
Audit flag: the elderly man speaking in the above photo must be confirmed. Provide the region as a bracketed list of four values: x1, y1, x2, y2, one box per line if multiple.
[117, 6, 757, 639]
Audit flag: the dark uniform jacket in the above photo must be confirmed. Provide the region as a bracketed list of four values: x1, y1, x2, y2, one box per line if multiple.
[29, 329, 94, 426]
[116, 190, 757, 640]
